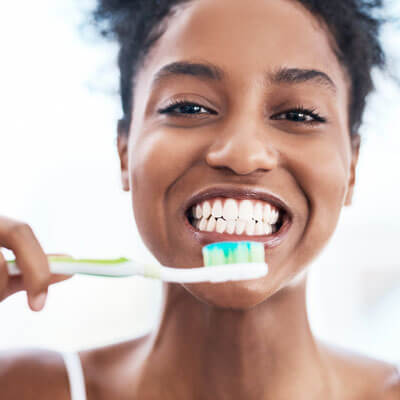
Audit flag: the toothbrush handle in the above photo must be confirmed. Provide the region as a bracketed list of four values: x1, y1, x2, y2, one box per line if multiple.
[7, 261, 89, 276]
[7, 260, 268, 282]
[7, 261, 145, 278]
[6, 262, 22, 276]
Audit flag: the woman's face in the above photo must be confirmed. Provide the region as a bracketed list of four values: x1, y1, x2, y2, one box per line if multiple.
[118, 0, 359, 308]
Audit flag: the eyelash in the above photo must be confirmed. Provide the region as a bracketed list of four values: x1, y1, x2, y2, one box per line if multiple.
[157, 99, 327, 125]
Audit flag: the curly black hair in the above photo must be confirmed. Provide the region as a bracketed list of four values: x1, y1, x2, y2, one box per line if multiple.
[92, 0, 389, 138]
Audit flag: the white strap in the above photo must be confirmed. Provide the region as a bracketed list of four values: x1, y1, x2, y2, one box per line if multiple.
[61, 351, 87, 400]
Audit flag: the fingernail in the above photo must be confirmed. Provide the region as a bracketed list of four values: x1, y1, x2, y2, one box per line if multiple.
[31, 292, 47, 311]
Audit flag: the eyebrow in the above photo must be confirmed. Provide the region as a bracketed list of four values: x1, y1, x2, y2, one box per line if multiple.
[270, 67, 337, 94]
[151, 61, 337, 94]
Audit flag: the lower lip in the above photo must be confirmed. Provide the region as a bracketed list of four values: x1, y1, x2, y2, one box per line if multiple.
[183, 212, 292, 249]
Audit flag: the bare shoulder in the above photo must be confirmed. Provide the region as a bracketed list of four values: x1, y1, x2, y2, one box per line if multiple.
[0, 334, 150, 400]
[318, 339, 400, 399]
[0, 348, 70, 400]
[78, 334, 150, 400]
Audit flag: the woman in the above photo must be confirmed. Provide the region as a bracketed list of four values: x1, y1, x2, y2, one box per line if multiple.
[1, 0, 399, 398]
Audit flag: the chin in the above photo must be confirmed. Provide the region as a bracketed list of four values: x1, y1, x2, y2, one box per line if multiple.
[181, 266, 309, 309]
[182, 278, 278, 310]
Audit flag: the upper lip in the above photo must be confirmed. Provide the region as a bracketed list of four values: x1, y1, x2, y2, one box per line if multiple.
[182, 185, 292, 219]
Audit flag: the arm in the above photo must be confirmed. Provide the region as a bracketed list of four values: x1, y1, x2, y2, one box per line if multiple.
[0, 348, 70, 400]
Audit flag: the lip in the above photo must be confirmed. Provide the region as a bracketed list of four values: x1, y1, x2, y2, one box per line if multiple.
[181, 185, 293, 249]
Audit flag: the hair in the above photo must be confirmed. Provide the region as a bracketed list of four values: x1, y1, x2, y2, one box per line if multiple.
[91, 0, 389, 138]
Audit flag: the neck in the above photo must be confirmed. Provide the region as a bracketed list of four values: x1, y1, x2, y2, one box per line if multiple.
[138, 276, 332, 399]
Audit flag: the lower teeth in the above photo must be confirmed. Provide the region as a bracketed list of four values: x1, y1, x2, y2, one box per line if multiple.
[190, 216, 277, 236]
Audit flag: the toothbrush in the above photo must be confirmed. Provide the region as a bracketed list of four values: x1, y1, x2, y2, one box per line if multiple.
[6, 241, 268, 283]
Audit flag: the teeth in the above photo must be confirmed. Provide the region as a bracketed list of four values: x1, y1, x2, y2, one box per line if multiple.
[199, 217, 208, 231]
[263, 204, 273, 224]
[270, 208, 279, 224]
[223, 199, 238, 220]
[263, 203, 270, 223]
[226, 219, 236, 234]
[254, 202, 263, 222]
[255, 221, 264, 235]
[245, 219, 256, 235]
[235, 219, 246, 234]
[206, 216, 217, 232]
[264, 222, 272, 235]
[211, 199, 223, 218]
[216, 218, 227, 233]
[238, 200, 253, 220]
[190, 197, 282, 235]
[194, 216, 276, 236]
[193, 204, 202, 219]
[202, 201, 211, 219]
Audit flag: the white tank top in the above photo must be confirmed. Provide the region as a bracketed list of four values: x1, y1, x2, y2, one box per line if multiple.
[61, 352, 87, 400]
[61, 351, 400, 400]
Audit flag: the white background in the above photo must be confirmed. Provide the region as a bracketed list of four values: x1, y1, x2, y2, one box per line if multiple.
[0, 0, 399, 362]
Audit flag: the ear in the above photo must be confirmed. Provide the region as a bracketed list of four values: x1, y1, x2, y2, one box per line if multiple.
[117, 119, 130, 192]
[344, 133, 361, 206]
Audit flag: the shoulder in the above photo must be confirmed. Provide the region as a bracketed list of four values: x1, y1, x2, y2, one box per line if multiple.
[0, 335, 149, 400]
[0, 348, 70, 400]
[79, 334, 149, 400]
[318, 340, 400, 399]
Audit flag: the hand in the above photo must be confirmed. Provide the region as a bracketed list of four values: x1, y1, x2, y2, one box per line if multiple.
[0, 216, 72, 312]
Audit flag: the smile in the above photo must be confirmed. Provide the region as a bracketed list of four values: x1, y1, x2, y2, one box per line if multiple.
[188, 198, 281, 235]
[183, 188, 293, 249]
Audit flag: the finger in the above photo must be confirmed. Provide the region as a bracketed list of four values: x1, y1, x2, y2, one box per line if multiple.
[47, 254, 73, 280]
[0, 216, 51, 311]
[3, 275, 24, 298]
[0, 249, 9, 300]
[1, 270, 71, 303]
[49, 274, 73, 284]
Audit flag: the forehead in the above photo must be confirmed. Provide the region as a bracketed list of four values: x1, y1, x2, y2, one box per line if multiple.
[136, 0, 349, 103]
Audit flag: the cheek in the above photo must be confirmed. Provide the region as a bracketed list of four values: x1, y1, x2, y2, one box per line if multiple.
[131, 129, 201, 185]
[290, 138, 348, 260]
[130, 130, 200, 263]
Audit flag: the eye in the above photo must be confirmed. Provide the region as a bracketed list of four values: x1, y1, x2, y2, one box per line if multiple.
[158, 100, 217, 117]
[271, 107, 326, 125]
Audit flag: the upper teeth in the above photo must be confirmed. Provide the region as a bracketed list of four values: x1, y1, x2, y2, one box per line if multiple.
[190, 198, 280, 235]
[192, 198, 279, 224]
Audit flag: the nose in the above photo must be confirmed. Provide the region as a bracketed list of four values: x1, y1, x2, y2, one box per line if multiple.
[205, 124, 279, 176]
